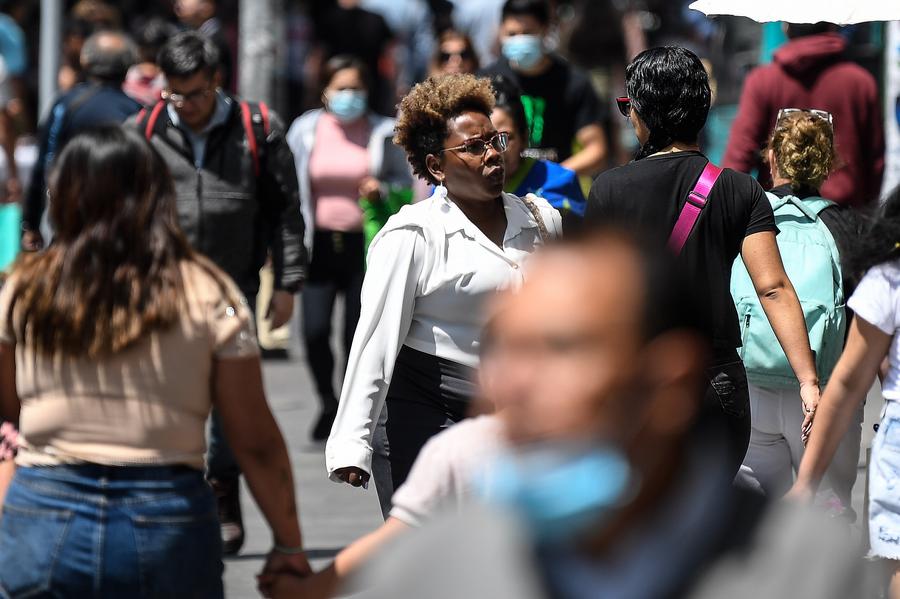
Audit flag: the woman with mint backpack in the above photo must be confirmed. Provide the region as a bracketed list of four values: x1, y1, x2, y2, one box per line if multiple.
[732, 109, 863, 511]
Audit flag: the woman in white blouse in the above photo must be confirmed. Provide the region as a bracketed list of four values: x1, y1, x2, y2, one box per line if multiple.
[326, 74, 561, 513]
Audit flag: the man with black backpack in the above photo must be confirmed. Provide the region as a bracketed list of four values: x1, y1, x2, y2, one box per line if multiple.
[22, 30, 141, 250]
[130, 30, 307, 555]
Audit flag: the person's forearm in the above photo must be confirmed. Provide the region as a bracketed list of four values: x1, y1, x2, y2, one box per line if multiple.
[334, 517, 408, 577]
[561, 143, 606, 178]
[795, 374, 868, 490]
[758, 284, 819, 386]
[0, 461, 14, 508]
[235, 428, 302, 548]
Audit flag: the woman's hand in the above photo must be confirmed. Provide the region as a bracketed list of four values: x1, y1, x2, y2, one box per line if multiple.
[359, 177, 382, 202]
[257, 550, 313, 598]
[800, 382, 820, 445]
[784, 481, 816, 505]
[334, 466, 369, 488]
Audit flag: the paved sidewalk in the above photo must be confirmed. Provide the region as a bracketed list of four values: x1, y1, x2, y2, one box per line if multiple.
[223, 347, 382, 597]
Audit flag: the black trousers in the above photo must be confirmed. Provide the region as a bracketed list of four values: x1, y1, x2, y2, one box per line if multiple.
[301, 230, 365, 412]
[372, 345, 477, 513]
[705, 350, 751, 477]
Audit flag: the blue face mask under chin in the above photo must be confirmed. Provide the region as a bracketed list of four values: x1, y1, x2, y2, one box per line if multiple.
[477, 444, 635, 545]
[328, 90, 368, 123]
[501, 34, 545, 70]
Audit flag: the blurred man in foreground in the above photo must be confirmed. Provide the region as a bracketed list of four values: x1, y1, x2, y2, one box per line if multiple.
[352, 232, 860, 599]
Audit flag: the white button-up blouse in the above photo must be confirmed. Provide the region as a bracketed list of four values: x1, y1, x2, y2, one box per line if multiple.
[325, 189, 562, 479]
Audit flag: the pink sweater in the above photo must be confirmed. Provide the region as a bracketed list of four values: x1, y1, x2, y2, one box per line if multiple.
[308, 112, 371, 232]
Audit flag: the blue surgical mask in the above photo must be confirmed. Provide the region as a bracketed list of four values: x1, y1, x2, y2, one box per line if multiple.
[501, 34, 545, 70]
[327, 90, 367, 123]
[477, 443, 634, 545]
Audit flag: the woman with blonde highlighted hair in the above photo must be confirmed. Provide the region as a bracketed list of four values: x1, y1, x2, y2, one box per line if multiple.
[736, 108, 864, 511]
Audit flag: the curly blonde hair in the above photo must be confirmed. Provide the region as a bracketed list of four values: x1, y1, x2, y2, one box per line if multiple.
[394, 74, 496, 184]
[768, 112, 835, 191]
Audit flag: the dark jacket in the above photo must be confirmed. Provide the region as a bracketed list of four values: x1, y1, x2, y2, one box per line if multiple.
[125, 98, 307, 296]
[723, 33, 884, 208]
[23, 81, 142, 231]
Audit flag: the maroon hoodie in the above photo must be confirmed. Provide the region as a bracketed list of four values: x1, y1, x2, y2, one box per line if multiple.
[723, 33, 884, 207]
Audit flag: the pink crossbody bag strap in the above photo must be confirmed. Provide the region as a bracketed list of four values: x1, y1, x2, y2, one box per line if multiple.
[667, 161, 723, 256]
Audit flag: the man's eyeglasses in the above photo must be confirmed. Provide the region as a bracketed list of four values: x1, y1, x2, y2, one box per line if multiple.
[441, 132, 509, 157]
[776, 108, 834, 127]
[439, 49, 476, 63]
[616, 96, 632, 118]
[161, 87, 214, 107]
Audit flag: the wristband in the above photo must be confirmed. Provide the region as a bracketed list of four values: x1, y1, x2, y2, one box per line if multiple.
[273, 543, 305, 555]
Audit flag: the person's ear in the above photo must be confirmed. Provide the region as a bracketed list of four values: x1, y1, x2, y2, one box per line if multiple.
[212, 69, 223, 90]
[426, 153, 445, 184]
[638, 331, 708, 437]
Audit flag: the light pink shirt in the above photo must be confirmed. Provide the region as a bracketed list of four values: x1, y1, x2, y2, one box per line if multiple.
[308, 112, 370, 232]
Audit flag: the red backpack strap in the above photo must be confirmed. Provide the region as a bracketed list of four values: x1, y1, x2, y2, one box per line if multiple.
[259, 101, 270, 136]
[667, 161, 723, 256]
[240, 100, 260, 176]
[140, 101, 166, 141]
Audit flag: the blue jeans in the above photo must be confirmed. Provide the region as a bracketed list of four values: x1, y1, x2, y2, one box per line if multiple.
[0, 464, 223, 598]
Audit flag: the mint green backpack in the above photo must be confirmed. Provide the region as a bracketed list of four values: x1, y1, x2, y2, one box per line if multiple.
[730, 193, 845, 388]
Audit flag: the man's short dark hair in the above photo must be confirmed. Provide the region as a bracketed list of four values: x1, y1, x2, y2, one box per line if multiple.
[134, 17, 179, 65]
[625, 46, 711, 160]
[786, 23, 838, 39]
[501, 0, 551, 26]
[158, 30, 220, 79]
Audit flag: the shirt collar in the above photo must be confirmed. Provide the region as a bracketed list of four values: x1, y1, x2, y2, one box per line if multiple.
[167, 90, 232, 136]
[435, 190, 539, 241]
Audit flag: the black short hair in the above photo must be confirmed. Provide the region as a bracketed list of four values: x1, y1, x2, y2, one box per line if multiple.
[133, 17, 178, 65]
[850, 185, 900, 279]
[490, 75, 529, 141]
[158, 30, 220, 80]
[501, 0, 551, 26]
[786, 23, 838, 38]
[626, 46, 711, 160]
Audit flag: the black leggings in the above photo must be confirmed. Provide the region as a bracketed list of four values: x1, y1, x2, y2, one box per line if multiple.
[301, 230, 364, 412]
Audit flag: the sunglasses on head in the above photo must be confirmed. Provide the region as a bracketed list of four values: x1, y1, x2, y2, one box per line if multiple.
[439, 49, 475, 63]
[616, 96, 632, 118]
[776, 108, 834, 127]
[441, 132, 509, 157]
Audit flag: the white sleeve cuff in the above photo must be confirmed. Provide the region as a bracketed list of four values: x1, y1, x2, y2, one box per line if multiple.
[325, 439, 374, 482]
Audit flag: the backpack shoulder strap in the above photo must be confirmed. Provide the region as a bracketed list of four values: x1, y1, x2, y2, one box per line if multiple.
[239, 100, 270, 177]
[780, 195, 834, 221]
[138, 101, 166, 141]
[667, 161, 723, 255]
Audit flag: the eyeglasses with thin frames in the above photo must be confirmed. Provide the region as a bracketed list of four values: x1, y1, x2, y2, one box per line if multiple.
[440, 131, 509, 157]
[161, 86, 215, 108]
[616, 96, 632, 118]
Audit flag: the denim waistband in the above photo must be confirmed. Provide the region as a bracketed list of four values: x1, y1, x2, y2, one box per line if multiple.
[20, 463, 200, 480]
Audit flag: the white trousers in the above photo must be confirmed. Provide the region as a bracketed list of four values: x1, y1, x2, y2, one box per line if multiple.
[743, 383, 863, 511]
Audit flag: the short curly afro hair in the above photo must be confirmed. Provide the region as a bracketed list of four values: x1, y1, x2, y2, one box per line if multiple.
[394, 74, 496, 185]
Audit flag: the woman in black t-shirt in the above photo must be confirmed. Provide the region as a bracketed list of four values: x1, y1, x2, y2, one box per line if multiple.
[586, 46, 821, 476]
